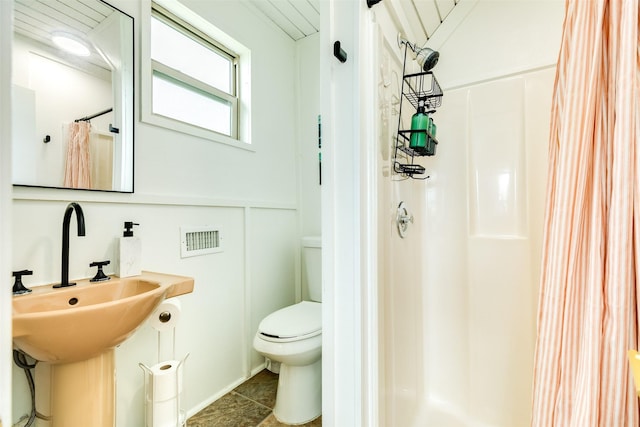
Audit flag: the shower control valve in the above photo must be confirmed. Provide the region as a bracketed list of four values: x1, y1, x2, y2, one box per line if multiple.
[396, 201, 414, 238]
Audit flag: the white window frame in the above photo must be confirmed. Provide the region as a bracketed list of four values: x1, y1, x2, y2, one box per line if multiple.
[141, 0, 252, 150]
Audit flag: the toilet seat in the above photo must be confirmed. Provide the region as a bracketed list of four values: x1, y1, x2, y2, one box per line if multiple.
[258, 301, 321, 342]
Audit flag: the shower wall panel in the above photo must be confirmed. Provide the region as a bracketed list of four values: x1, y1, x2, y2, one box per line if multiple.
[385, 180, 426, 424]
[378, 66, 554, 427]
[376, 27, 426, 425]
[420, 70, 551, 427]
[420, 86, 470, 421]
[468, 79, 527, 237]
[467, 237, 534, 426]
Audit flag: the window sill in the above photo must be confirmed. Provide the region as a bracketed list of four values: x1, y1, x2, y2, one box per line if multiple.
[141, 111, 254, 152]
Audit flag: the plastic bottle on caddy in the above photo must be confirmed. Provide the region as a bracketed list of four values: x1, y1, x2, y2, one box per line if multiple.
[409, 97, 429, 152]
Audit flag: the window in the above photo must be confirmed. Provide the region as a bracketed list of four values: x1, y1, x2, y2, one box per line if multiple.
[150, 6, 239, 139]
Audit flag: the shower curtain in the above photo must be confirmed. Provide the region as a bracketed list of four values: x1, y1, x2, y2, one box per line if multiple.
[531, 0, 639, 426]
[63, 121, 92, 189]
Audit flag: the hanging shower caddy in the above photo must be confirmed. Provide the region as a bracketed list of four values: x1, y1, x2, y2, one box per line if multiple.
[393, 48, 443, 178]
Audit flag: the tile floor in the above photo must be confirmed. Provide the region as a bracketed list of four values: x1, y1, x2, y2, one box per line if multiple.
[187, 370, 322, 427]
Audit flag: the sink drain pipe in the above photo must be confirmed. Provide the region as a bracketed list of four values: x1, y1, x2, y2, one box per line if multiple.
[12, 350, 36, 427]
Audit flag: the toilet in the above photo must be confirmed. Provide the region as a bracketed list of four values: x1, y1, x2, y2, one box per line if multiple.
[253, 236, 322, 425]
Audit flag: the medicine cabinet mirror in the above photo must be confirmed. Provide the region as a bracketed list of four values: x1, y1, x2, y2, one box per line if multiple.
[12, 0, 134, 192]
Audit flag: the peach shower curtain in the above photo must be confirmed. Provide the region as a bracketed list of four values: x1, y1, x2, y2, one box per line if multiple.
[63, 121, 92, 189]
[531, 0, 639, 426]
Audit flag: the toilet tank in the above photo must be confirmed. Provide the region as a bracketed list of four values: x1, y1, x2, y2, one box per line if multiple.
[302, 236, 322, 302]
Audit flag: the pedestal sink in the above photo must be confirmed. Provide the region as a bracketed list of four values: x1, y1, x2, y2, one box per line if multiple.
[12, 271, 194, 427]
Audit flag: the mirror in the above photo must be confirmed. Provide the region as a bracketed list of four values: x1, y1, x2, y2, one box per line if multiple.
[12, 0, 134, 192]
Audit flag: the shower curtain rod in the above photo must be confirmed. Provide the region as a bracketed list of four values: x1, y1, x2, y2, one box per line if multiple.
[74, 108, 112, 122]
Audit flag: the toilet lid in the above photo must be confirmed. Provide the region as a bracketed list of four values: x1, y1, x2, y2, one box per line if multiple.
[258, 301, 321, 339]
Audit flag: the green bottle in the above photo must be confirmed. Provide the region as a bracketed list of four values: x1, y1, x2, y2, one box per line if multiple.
[410, 98, 428, 152]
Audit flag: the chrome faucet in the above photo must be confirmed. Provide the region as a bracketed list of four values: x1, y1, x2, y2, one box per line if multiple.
[54, 202, 86, 288]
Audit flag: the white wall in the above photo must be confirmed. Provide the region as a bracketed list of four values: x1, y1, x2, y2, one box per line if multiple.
[428, 0, 565, 89]
[10, 0, 319, 425]
[297, 33, 321, 238]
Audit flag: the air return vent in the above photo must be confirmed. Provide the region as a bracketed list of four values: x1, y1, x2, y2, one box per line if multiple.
[180, 226, 222, 258]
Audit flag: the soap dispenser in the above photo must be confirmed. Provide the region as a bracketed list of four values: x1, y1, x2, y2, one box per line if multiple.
[117, 221, 141, 278]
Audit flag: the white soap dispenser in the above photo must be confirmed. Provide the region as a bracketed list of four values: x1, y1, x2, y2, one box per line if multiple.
[118, 221, 141, 278]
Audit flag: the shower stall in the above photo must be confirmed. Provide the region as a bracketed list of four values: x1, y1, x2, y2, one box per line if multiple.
[369, 1, 563, 425]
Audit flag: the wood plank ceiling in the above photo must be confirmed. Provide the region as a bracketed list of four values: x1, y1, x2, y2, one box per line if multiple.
[244, 0, 460, 43]
[14, 0, 113, 49]
[13, 0, 115, 70]
[14, 0, 461, 59]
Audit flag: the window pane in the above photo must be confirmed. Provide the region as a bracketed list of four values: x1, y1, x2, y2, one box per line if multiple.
[152, 73, 232, 136]
[151, 16, 231, 94]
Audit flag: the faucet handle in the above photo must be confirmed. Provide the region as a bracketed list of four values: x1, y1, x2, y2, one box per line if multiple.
[12, 270, 33, 295]
[89, 261, 111, 282]
[13, 269, 33, 277]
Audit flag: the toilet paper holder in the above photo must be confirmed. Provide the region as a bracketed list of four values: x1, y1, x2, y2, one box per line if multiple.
[149, 298, 182, 332]
[140, 353, 189, 427]
[158, 311, 172, 323]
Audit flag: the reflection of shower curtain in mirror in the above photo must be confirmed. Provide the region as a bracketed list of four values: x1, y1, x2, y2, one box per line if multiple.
[63, 121, 92, 189]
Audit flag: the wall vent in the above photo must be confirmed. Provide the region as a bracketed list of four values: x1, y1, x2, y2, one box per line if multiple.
[180, 226, 222, 258]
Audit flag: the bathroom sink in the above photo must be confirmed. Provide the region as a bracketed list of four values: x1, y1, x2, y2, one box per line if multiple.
[12, 272, 194, 364]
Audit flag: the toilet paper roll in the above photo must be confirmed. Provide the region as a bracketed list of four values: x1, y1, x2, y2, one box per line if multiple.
[149, 298, 182, 332]
[150, 360, 184, 402]
[147, 396, 179, 427]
